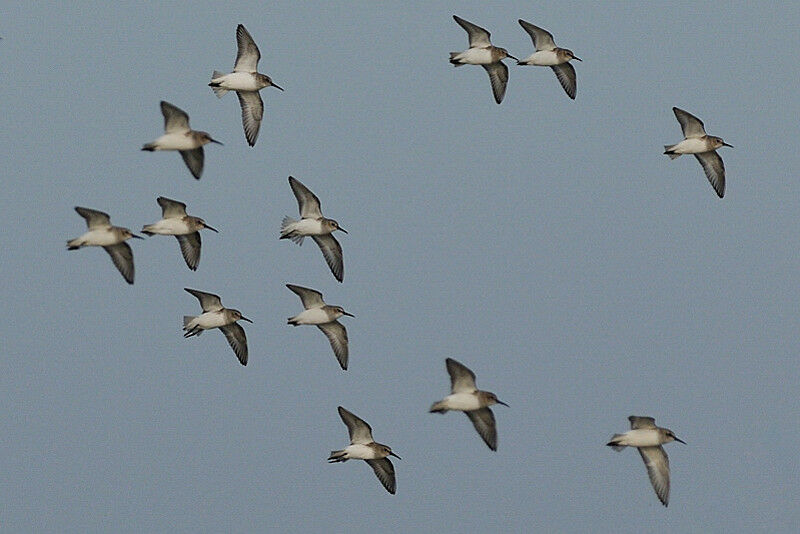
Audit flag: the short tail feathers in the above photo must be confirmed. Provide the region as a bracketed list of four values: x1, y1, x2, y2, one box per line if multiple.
[141, 225, 155, 236]
[183, 316, 202, 337]
[449, 52, 464, 66]
[664, 145, 681, 159]
[287, 317, 299, 326]
[606, 434, 626, 451]
[327, 449, 347, 463]
[209, 71, 229, 97]
[429, 401, 448, 413]
[141, 143, 156, 151]
[66, 238, 82, 250]
[280, 216, 304, 245]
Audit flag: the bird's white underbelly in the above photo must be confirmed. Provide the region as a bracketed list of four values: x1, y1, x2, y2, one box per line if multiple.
[522, 50, 561, 66]
[291, 218, 327, 236]
[153, 133, 198, 151]
[144, 218, 192, 235]
[345, 444, 380, 460]
[443, 393, 482, 411]
[216, 72, 262, 91]
[193, 311, 227, 330]
[618, 429, 663, 447]
[291, 308, 331, 325]
[671, 138, 711, 154]
[78, 228, 122, 247]
[454, 47, 495, 65]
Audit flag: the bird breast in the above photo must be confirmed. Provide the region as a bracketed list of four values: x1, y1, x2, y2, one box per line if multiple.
[455, 47, 497, 65]
[291, 308, 332, 325]
[670, 137, 714, 154]
[144, 218, 193, 235]
[195, 310, 229, 330]
[617, 429, 664, 447]
[442, 392, 483, 411]
[524, 50, 563, 66]
[344, 444, 382, 460]
[217, 71, 264, 91]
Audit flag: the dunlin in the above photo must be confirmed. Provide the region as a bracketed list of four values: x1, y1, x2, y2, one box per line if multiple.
[607, 415, 686, 507]
[286, 284, 352, 370]
[142, 101, 222, 180]
[67, 207, 142, 285]
[280, 176, 346, 283]
[664, 107, 732, 198]
[328, 406, 400, 495]
[209, 24, 283, 147]
[517, 19, 581, 99]
[183, 288, 252, 366]
[450, 15, 517, 104]
[142, 197, 218, 271]
[430, 358, 508, 451]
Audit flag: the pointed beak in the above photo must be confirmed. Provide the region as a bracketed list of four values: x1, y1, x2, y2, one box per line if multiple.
[573, 56, 582, 61]
[131, 234, 145, 240]
[342, 311, 355, 318]
[674, 436, 686, 444]
[389, 451, 401, 460]
[506, 54, 519, 61]
[240, 316, 253, 323]
[272, 83, 284, 92]
[496, 400, 509, 407]
[204, 223, 219, 233]
[338, 227, 348, 234]
[210, 138, 224, 145]
[723, 142, 733, 148]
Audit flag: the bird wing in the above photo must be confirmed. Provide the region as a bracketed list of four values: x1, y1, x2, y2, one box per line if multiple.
[673, 107, 706, 138]
[180, 147, 205, 180]
[446, 358, 477, 393]
[694, 151, 725, 198]
[518, 19, 556, 50]
[157, 196, 188, 218]
[312, 235, 344, 282]
[551, 63, 577, 99]
[288, 176, 323, 218]
[286, 284, 325, 309]
[234, 24, 261, 73]
[220, 323, 248, 365]
[337, 406, 374, 444]
[628, 416, 657, 430]
[184, 288, 224, 312]
[103, 242, 134, 284]
[175, 233, 202, 271]
[453, 15, 491, 47]
[75, 207, 111, 229]
[160, 100, 191, 133]
[483, 62, 508, 104]
[366, 458, 396, 495]
[319, 321, 348, 370]
[466, 408, 498, 451]
[638, 446, 670, 506]
[237, 91, 264, 147]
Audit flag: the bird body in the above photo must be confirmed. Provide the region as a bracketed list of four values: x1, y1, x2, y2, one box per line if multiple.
[287, 306, 342, 326]
[142, 197, 217, 271]
[521, 49, 567, 66]
[67, 207, 141, 284]
[183, 288, 252, 366]
[286, 284, 352, 370]
[450, 15, 516, 104]
[517, 19, 580, 99]
[209, 24, 283, 146]
[607, 416, 685, 507]
[280, 217, 330, 241]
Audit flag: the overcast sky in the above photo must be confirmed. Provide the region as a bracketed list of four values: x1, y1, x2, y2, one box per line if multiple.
[2, 2, 799, 532]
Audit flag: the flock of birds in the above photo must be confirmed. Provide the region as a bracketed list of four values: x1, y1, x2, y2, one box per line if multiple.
[63, 15, 732, 506]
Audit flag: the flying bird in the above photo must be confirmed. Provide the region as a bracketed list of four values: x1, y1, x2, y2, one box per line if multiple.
[517, 19, 581, 99]
[280, 176, 347, 282]
[430, 358, 508, 451]
[449, 15, 517, 104]
[67, 207, 142, 284]
[142, 101, 222, 180]
[607, 415, 686, 507]
[142, 197, 218, 271]
[183, 288, 252, 366]
[210, 24, 283, 146]
[328, 406, 400, 495]
[286, 284, 353, 370]
[664, 107, 732, 198]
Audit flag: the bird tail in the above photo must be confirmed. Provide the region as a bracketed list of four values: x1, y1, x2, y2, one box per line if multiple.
[449, 52, 464, 66]
[280, 216, 304, 245]
[66, 238, 82, 250]
[327, 449, 348, 463]
[287, 316, 299, 326]
[429, 401, 448, 413]
[663, 145, 681, 159]
[606, 434, 626, 451]
[183, 316, 202, 337]
[141, 143, 156, 151]
[141, 225, 155, 236]
[209, 71, 229, 97]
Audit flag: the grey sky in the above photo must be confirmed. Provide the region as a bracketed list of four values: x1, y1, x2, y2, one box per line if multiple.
[2, 2, 799, 532]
